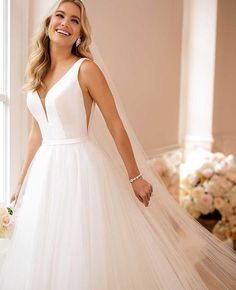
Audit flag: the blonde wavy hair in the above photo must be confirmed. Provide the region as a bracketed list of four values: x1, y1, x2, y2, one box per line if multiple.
[24, 0, 93, 92]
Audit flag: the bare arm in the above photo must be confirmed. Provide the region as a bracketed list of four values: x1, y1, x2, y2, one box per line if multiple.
[10, 116, 42, 205]
[80, 60, 153, 206]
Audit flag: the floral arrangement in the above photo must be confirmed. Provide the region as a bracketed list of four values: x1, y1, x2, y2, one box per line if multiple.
[148, 150, 182, 201]
[179, 152, 236, 241]
[0, 204, 15, 239]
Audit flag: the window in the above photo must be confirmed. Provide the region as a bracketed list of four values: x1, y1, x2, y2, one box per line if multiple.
[0, 0, 9, 203]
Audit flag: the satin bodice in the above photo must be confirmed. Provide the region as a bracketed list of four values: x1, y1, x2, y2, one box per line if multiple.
[26, 58, 94, 141]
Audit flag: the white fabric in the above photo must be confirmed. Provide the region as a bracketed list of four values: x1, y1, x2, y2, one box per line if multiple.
[0, 57, 235, 290]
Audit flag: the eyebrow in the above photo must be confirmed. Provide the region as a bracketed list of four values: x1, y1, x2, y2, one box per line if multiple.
[55, 10, 80, 20]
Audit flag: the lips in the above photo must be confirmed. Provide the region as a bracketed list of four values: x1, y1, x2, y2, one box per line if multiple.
[55, 29, 72, 36]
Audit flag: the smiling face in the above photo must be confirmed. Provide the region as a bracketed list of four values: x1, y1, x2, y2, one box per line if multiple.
[47, 2, 82, 48]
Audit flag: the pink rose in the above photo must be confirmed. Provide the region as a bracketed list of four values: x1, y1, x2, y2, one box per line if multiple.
[200, 194, 213, 205]
[197, 194, 213, 214]
[201, 168, 214, 178]
[214, 197, 225, 209]
[1, 214, 11, 227]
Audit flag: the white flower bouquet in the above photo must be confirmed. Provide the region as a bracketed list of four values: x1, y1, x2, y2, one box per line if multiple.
[180, 152, 236, 241]
[0, 203, 15, 239]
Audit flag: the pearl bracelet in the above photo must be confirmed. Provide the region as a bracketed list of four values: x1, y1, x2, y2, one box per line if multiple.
[129, 173, 142, 183]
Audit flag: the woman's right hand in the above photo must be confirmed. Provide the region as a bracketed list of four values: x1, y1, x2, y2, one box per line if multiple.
[10, 184, 22, 207]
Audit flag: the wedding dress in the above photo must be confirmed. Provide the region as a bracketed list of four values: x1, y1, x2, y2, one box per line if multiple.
[0, 57, 235, 290]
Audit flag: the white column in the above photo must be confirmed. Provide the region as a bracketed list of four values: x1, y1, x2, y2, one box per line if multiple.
[179, 0, 218, 161]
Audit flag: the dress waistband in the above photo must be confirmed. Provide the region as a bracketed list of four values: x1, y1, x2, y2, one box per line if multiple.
[42, 136, 89, 146]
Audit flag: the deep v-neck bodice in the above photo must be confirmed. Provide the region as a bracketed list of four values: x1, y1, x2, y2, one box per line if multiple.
[26, 57, 95, 141]
[36, 58, 83, 122]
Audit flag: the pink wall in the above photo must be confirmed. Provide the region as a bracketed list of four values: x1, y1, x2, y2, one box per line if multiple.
[213, 0, 236, 154]
[85, 0, 183, 152]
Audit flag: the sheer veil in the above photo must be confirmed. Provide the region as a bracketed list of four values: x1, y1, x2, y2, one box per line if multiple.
[89, 42, 167, 184]
[89, 41, 236, 289]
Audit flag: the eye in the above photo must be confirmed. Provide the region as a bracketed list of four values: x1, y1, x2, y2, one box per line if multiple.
[72, 18, 79, 24]
[55, 13, 64, 18]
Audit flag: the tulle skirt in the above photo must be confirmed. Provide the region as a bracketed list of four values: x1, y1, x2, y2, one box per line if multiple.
[0, 137, 235, 290]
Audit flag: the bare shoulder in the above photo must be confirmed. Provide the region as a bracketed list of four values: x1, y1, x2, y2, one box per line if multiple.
[79, 58, 106, 86]
[78, 58, 111, 104]
[80, 58, 100, 73]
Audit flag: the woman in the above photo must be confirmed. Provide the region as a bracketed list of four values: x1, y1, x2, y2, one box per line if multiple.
[0, 1, 235, 289]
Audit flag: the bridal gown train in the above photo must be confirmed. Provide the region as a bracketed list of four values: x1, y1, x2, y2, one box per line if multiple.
[0, 57, 236, 290]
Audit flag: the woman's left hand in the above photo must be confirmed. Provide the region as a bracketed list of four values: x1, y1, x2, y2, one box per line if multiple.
[131, 177, 153, 207]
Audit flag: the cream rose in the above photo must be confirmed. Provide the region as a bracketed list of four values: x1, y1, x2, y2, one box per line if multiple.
[1, 214, 11, 227]
[214, 197, 225, 209]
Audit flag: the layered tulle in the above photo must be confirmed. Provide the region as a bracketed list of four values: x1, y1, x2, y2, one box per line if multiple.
[0, 138, 235, 290]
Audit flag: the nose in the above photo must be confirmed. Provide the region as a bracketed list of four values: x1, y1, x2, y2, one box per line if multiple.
[61, 17, 70, 27]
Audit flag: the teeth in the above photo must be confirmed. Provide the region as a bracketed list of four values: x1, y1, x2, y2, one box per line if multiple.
[56, 29, 70, 36]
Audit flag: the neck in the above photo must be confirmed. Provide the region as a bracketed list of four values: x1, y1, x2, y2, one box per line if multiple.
[49, 43, 74, 68]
